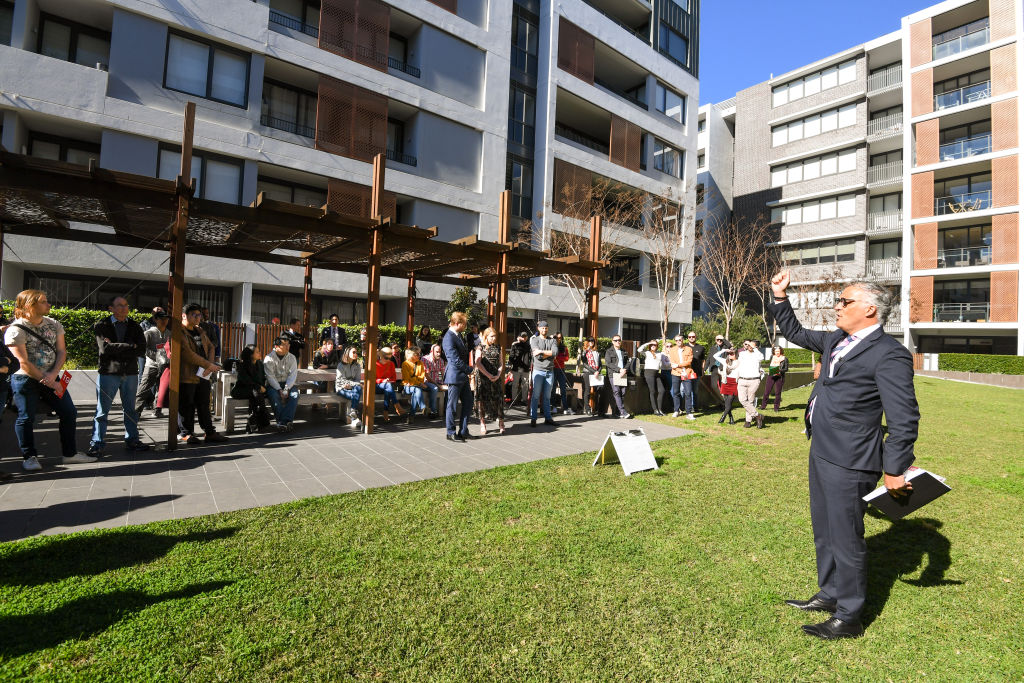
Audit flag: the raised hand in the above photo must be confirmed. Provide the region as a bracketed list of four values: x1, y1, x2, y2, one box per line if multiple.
[771, 269, 791, 297]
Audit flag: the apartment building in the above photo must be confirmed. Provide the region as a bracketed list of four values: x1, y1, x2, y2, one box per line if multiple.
[701, 0, 1022, 355]
[0, 0, 700, 340]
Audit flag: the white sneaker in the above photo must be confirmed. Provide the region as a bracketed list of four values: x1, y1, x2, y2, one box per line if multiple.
[672, 411, 681, 418]
[22, 456, 42, 471]
[63, 452, 98, 464]
[566, 408, 574, 415]
[350, 418, 362, 429]
[686, 413, 697, 421]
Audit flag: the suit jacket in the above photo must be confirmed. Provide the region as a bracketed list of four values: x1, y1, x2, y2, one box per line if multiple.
[604, 346, 629, 376]
[320, 325, 347, 348]
[771, 300, 918, 475]
[685, 343, 706, 374]
[442, 328, 470, 384]
[94, 317, 146, 375]
[578, 348, 602, 375]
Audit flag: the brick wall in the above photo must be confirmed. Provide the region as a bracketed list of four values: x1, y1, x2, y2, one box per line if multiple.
[992, 155, 1019, 207]
[990, 0, 1017, 41]
[914, 222, 937, 269]
[911, 68, 933, 117]
[990, 271, 1018, 322]
[916, 118, 939, 166]
[768, 101, 868, 163]
[766, 55, 867, 123]
[911, 171, 935, 219]
[992, 213, 1020, 265]
[990, 44, 1017, 96]
[909, 276, 934, 322]
[732, 81, 775, 217]
[992, 99, 1019, 151]
[909, 18, 932, 68]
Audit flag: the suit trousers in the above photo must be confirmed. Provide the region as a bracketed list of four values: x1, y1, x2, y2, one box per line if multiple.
[808, 454, 879, 623]
[510, 369, 531, 405]
[737, 378, 761, 420]
[445, 378, 473, 436]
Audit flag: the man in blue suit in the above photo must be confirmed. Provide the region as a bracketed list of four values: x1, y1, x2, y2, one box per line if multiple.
[442, 311, 474, 441]
[770, 270, 919, 640]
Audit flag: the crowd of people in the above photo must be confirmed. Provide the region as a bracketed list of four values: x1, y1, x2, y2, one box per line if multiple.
[0, 287, 793, 472]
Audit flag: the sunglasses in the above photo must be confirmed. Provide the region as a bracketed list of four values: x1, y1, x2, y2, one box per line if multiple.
[612, 339, 622, 342]
[836, 297, 858, 308]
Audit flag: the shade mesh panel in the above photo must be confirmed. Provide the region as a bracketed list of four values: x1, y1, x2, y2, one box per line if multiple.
[557, 18, 594, 84]
[316, 76, 387, 162]
[327, 178, 395, 221]
[552, 159, 591, 216]
[913, 223, 937, 270]
[909, 276, 933, 323]
[609, 115, 642, 172]
[991, 213, 1019, 265]
[990, 271, 1018, 322]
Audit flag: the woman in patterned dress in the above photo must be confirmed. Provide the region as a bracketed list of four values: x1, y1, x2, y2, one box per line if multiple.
[473, 327, 505, 435]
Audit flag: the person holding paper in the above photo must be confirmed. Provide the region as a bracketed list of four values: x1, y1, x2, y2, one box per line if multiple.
[5, 289, 95, 471]
[578, 337, 602, 417]
[603, 335, 631, 419]
[174, 304, 225, 444]
[770, 270, 919, 640]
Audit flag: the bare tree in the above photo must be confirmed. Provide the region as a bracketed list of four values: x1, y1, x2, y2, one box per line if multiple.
[642, 192, 699, 340]
[781, 263, 848, 364]
[698, 213, 778, 341]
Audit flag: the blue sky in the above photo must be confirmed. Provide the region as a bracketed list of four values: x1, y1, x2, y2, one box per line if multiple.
[698, 0, 935, 105]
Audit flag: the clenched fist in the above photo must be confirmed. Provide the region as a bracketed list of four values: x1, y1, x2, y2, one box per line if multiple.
[771, 269, 791, 298]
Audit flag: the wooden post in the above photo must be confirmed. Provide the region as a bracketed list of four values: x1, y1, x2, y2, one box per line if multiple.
[496, 191, 511, 362]
[301, 258, 313, 368]
[405, 274, 415, 349]
[586, 214, 603, 339]
[486, 282, 496, 328]
[0, 222, 5, 296]
[167, 102, 196, 450]
[362, 154, 385, 434]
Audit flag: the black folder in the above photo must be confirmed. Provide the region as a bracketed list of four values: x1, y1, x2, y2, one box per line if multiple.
[863, 468, 950, 520]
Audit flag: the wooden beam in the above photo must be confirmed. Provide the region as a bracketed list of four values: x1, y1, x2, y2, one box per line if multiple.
[362, 154, 385, 434]
[301, 258, 313, 368]
[167, 102, 196, 451]
[586, 215, 603, 340]
[405, 274, 416, 349]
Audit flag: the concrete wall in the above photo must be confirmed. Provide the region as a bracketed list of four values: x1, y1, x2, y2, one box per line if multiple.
[416, 24, 486, 109]
[410, 111, 482, 191]
[405, 198, 479, 241]
[100, 130, 159, 175]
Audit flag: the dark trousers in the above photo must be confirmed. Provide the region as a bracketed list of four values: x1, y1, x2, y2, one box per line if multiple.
[808, 454, 879, 623]
[681, 377, 697, 413]
[178, 380, 214, 436]
[643, 369, 666, 413]
[510, 369, 531, 405]
[763, 375, 784, 410]
[553, 367, 570, 410]
[670, 375, 682, 412]
[609, 380, 627, 416]
[445, 378, 473, 437]
[673, 377, 694, 413]
[135, 363, 163, 412]
[11, 374, 78, 459]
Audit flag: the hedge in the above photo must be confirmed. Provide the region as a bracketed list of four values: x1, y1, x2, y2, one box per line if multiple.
[938, 353, 1024, 375]
[22, 308, 150, 369]
[782, 348, 815, 364]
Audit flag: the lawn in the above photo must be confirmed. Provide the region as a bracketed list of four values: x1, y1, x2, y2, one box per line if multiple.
[1, 377, 1021, 681]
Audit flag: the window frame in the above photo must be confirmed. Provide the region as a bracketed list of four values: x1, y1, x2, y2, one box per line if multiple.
[658, 24, 689, 68]
[27, 132, 101, 166]
[260, 77, 317, 138]
[652, 138, 682, 178]
[163, 30, 252, 109]
[1, 1, 15, 47]
[157, 143, 245, 205]
[654, 82, 686, 123]
[508, 84, 536, 148]
[506, 155, 533, 220]
[771, 58, 857, 108]
[256, 175, 327, 208]
[36, 11, 111, 67]
[511, 7, 539, 77]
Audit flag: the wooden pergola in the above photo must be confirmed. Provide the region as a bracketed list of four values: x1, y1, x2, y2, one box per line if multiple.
[0, 104, 607, 445]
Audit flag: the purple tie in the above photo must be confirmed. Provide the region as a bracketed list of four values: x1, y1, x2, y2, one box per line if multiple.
[830, 334, 856, 371]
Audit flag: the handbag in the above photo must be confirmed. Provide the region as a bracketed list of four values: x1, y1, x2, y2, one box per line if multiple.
[11, 321, 71, 394]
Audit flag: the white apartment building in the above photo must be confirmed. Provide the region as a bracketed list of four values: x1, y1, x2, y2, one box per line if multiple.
[0, 0, 700, 340]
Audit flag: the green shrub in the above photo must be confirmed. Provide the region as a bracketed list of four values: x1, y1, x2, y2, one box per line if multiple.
[29, 308, 149, 369]
[938, 353, 1024, 375]
[781, 348, 815, 364]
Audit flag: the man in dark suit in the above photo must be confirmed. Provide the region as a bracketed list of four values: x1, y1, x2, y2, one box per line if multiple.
[320, 314, 347, 349]
[683, 331, 706, 412]
[603, 335, 631, 419]
[442, 311, 473, 441]
[769, 270, 919, 640]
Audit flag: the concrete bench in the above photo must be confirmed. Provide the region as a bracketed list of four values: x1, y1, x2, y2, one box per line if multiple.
[222, 390, 352, 433]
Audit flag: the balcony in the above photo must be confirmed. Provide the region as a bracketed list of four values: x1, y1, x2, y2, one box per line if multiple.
[385, 148, 417, 166]
[388, 56, 420, 78]
[935, 80, 990, 110]
[939, 133, 992, 162]
[884, 304, 902, 334]
[935, 190, 992, 215]
[583, 0, 651, 45]
[865, 256, 902, 282]
[594, 77, 647, 109]
[868, 64, 902, 95]
[269, 8, 319, 38]
[866, 210, 903, 236]
[260, 114, 314, 138]
[937, 246, 991, 268]
[555, 122, 609, 156]
[931, 302, 990, 322]
[867, 160, 903, 187]
[867, 112, 902, 142]
[932, 22, 989, 61]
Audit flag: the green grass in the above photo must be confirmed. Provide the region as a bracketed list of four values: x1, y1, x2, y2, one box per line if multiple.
[1, 378, 1022, 681]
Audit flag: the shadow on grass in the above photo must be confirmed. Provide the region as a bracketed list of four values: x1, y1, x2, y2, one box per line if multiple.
[0, 581, 234, 657]
[0, 528, 238, 586]
[864, 513, 963, 626]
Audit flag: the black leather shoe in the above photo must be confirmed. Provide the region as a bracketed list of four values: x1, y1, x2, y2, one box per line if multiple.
[446, 434, 459, 442]
[530, 419, 537, 428]
[802, 617, 864, 640]
[543, 419, 556, 426]
[785, 596, 837, 613]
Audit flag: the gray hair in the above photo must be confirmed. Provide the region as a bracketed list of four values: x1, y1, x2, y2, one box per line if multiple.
[849, 280, 892, 325]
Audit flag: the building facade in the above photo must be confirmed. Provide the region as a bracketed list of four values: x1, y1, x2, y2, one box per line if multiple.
[0, 0, 699, 341]
[702, 0, 1022, 355]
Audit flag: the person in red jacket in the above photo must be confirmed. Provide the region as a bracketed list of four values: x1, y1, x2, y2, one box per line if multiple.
[375, 346, 403, 421]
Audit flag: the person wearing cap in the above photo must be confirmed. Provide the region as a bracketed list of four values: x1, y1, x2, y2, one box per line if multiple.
[136, 308, 171, 418]
[528, 320, 558, 427]
[508, 330, 532, 409]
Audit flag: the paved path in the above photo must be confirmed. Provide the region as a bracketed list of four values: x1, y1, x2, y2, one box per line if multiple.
[0, 403, 692, 542]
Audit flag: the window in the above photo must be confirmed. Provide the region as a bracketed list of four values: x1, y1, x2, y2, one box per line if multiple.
[157, 146, 243, 204]
[771, 103, 856, 146]
[0, 1, 13, 46]
[668, 0, 690, 10]
[870, 149, 902, 167]
[648, 258, 681, 290]
[653, 139, 682, 177]
[511, 9, 539, 76]
[869, 192, 902, 213]
[623, 321, 650, 340]
[935, 172, 992, 209]
[37, 13, 110, 67]
[934, 278, 989, 305]
[695, 184, 705, 205]
[770, 148, 858, 187]
[257, 177, 326, 207]
[507, 156, 533, 219]
[261, 80, 316, 137]
[773, 193, 858, 226]
[869, 239, 902, 260]
[934, 68, 990, 96]
[782, 238, 857, 266]
[697, 118, 706, 133]
[387, 118, 405, 155]
[697, 152, 705, 168]
[772, 59, 856, 107]
[28, 133, 100, 166]
[604, 253, 643, 291]
[269, 0, 321, 35]
[694, 218, 703, 239]
[508, 86, 536, 147]
[164, 32, 250, 107]
[252, 290, 365, 325]
[658, 24, 688, 67]
[655, 83, 685, 123]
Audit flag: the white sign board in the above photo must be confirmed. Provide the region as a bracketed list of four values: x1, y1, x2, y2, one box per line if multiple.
[592, 429, 659, 476]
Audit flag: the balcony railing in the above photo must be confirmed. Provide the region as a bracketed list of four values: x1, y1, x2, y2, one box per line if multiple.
[385, 148, 417, 166]
[388, 56, 420, 78]
[932, 25, 989, 61]
[866, 210, 903, 236]
[935, 190, 992, 215]
[939, 133, 992, 161]
[868, 64, 902, 93]
[269, 9, 319, 38]
[884, 305, 903, 334]
[260, 113, 315, 138]
[932, 302, 990, 322]
[555, 122, 610, 155]
[867, 160, 903, 185]
[867, 112, 902, 140]
[935, 80, 991, 110]
[866, 257, 902, 281]
[937, 246, 991, 268]
[594, 77, 647, 110]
